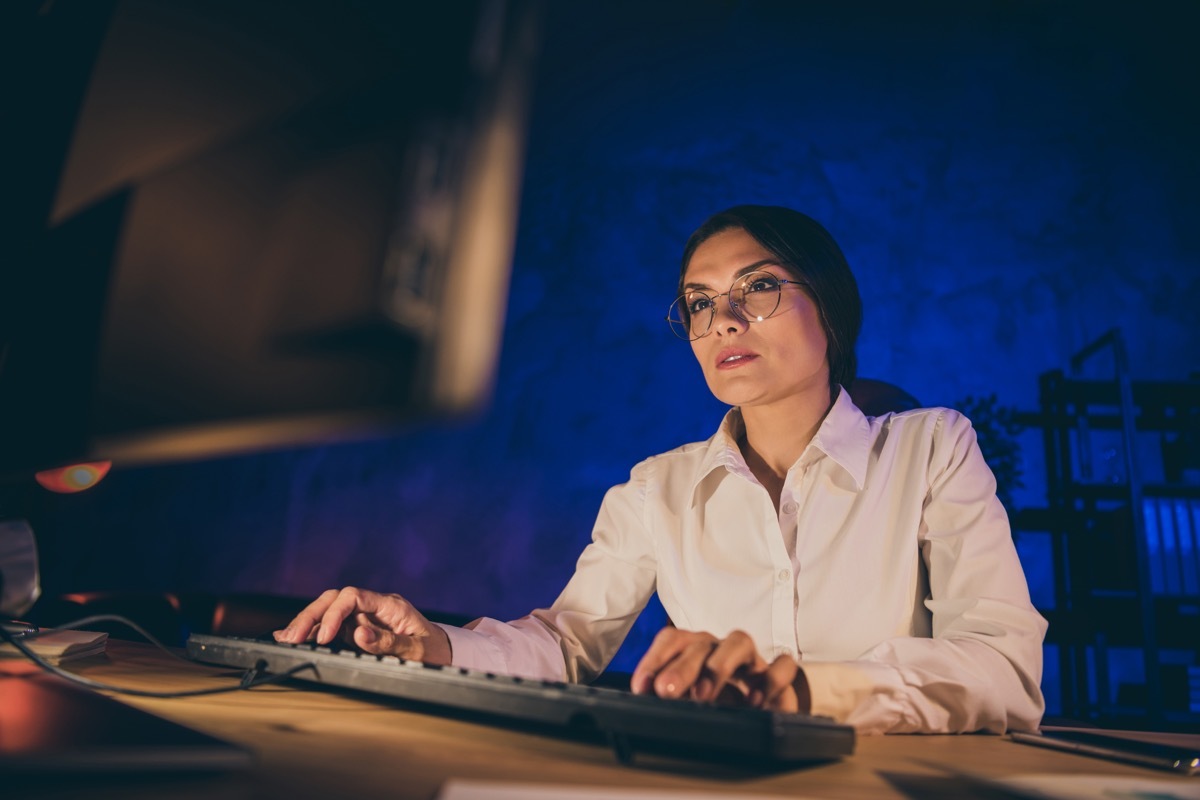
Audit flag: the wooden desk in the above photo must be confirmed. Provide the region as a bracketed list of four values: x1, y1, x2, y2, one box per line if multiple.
[27, 641, 1198, 799]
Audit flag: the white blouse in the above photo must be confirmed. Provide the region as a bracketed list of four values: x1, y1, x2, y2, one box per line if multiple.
[441, 388, 1047, 734]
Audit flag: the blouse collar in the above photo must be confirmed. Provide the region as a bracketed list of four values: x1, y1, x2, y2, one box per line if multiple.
[692, 386, 871, 497]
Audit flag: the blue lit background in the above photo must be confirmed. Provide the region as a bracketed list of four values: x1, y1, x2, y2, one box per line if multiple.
[35, 2, 1199, 714]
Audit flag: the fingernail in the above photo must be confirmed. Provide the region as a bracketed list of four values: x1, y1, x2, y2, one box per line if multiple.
[359, 627, 378, 644]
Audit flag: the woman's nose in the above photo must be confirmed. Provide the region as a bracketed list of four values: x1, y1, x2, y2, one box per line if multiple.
[713, 293, 747, 334]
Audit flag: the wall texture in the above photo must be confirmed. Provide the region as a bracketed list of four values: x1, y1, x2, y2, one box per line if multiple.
[33, 2, 1200, 700]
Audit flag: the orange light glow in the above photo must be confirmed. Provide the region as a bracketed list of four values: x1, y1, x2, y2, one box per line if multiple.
[34, 461, 112, 493]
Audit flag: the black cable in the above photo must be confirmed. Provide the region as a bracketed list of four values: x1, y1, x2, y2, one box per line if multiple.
[0, 617, 316, 698]
[52, 612, 197, 664]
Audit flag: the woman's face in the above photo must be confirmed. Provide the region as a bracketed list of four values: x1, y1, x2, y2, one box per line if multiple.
[683, 227, 830, 411]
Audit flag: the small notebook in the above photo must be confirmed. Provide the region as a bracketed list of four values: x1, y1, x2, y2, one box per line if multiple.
[0, 628, 108, 664]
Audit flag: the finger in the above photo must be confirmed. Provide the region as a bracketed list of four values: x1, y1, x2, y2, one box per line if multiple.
[630, 628, 683, 694]
[340, 591, 429, 638]
[696, 631, 762, 703]
[349, 611, 396, 648]
[651, 635, 719, 699]
[342, 611, 377, 648]
[758, 656, 801, 713]
[274, 589, 340, 643]
[714, 680, 754, 706]
[316, 586, 375, 645]
[631, 628, 713, 696]
[352, 622, 416, 658]
[792, 664, 813, 713]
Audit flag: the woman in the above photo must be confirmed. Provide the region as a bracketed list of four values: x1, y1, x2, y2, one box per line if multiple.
[275, 205, 1047, 734]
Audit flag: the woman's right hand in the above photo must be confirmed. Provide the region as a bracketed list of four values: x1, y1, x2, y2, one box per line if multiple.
[630, 628, 809, 713]
[272, 587, 452, 665]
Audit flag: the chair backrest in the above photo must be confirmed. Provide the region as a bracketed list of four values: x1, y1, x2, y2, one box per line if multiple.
[847, 378, 920, 417]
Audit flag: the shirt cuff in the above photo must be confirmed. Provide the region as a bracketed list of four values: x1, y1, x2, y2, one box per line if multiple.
[435, 622, 506, 673]
[801, 660, 907, 734]
[435, 617, 569, 682]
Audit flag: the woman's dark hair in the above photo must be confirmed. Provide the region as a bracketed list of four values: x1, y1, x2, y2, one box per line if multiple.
[680, 205, 863, 390]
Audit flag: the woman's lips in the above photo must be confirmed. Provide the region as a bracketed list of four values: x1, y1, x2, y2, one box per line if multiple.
[716, 349, 758, 370]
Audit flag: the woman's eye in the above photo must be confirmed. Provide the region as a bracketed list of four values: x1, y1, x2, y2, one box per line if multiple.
[687, 297, 712, 315]
[746, 277, 777, 294]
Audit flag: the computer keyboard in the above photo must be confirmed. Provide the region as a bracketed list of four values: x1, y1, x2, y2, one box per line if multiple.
[186, 633, 855, 766]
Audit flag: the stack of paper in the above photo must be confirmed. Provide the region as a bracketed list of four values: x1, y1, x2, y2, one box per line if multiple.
[0, 629, 108, 664]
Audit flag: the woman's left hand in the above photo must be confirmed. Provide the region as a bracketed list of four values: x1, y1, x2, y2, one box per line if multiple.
[630, 628, 811, 712]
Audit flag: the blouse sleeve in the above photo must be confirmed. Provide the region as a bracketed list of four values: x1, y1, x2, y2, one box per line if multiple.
[441, 470, 659, 683]
[802, 410, 1048, 734]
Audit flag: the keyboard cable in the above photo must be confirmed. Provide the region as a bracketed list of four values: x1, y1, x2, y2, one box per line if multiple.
[0, 614, 316, 698]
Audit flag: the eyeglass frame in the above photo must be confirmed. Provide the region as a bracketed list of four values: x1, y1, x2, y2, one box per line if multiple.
[665, 268, 809, 341]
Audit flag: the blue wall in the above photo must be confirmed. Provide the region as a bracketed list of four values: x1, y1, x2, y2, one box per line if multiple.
[37, 2, 1200, 699]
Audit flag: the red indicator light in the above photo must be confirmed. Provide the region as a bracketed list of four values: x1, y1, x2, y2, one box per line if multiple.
[34, 461, 112, 493]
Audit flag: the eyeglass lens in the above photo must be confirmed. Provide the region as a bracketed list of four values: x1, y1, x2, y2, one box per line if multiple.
[667, 271, 785, 340]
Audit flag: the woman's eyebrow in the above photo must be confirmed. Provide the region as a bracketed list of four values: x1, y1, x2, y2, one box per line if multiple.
[683, 259, 781, 290]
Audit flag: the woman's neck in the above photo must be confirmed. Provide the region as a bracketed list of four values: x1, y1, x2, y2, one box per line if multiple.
[738, 386, 835, 508]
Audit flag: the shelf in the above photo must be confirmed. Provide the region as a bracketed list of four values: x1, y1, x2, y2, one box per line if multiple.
[1063, 483, 1200, 501]
[1039, 599, 1200, 649]
[1076, 708, 1200, 732]
[1017, 336, 1199, 724]
[1024, 377, 1200, 408]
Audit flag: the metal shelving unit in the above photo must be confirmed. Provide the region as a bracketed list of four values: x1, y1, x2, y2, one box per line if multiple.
[1018, 329, 1200, 728]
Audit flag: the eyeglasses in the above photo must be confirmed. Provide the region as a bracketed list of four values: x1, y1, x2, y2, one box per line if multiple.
[666, 270, 806, 341]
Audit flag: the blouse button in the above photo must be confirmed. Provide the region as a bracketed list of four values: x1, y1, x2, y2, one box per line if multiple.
[781, 501, 798, 515]
[777, 569, 790, 583]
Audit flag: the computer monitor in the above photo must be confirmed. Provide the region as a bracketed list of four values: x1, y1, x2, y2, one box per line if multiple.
[0, 0, 538, 478]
